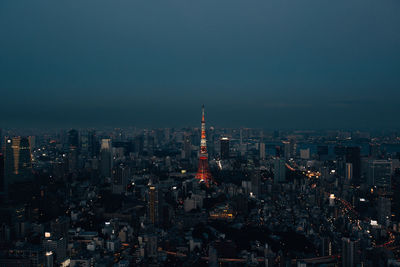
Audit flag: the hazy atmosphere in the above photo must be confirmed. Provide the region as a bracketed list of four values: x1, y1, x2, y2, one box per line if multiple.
[1, 0, 399, 129]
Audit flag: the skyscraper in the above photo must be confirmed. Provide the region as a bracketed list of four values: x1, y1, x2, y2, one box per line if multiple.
[367, 160, 392, 189]
[0, 153, 4, 194]
[341, 237, 360, 267]
[195, 105, 213, 187]
[112, 163, 130, 194]
[100, 139, 112, 179]
[377, 197, 391, 226]
[282, 141, 291, 160]
[87, 130, 98, 158]
[80, 130, 89, 157]
[68, 129, 79, 172]
[4, 137, 32, 187]
[251, 171, 261, 197]
[28, 136, 36, 152]
[259, 142, 266, 160]
[67, 129, 79, 149]
[274, 158, 286, 184]
[148, 185, 159, 225]
[346, 147, 361, 185]
[183, 132, 192, 159]
[220, 137, 230, 160]
[345, 163, 353, 182]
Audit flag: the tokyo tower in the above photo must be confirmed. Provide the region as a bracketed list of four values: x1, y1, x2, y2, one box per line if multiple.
[195, 105, 214, 187]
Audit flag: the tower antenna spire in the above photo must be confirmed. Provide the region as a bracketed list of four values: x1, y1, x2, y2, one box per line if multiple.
[202, 104, 205, 122]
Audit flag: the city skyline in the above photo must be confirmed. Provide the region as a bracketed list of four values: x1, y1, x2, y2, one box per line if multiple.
[2, 0, 400, 266]
[1, 101, 400, 266]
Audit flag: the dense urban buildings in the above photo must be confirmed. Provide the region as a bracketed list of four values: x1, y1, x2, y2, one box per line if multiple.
[1, 0, 399, 265]
[1, 107, 400, 266]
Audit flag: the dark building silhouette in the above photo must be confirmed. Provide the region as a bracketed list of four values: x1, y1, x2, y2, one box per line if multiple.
[80, 130, 90, 157]
[369, 143, 381, 159]
[334, 145, 346, 158]
[220, 137, 230, 160]
[392, 170, 400, 218]
[317, 145, 329, 160]
[146, 134, 155, 155]
[275, 146, 281, 158]
[67, 129, 79, 149]
[4, 137, 32, 193]
[183, 133, 192, 159]
[0, 153, 4, 194]
[342, 237, 360, 267]
[100, 139, 112, 179]
[134, 135, 144, 155]
[251, 171, 261, 197]
[68, 129, 79, 172]
[112, 163, 130, 194]
[346, 147, 361, 185]
[88, 130, 99, 158]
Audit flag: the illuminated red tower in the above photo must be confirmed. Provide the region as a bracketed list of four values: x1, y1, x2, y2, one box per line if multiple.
[195, 105, 213, 187]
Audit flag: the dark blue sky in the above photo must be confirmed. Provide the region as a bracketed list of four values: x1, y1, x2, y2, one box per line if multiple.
[1, 0, 399, 129]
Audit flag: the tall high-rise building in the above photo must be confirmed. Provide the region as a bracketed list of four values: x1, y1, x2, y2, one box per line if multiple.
[320, 237, 332, 257]
[208, 244, 218, 267]
[367, 160, 392, 188]
[183, 133, 192, 159]
[146, 234, 158, 258]
[251, 171, 261, 197]
[274, 158, 286, 184]
[275, 146, 281, 158]
[43, 236, 67, 264]
[28, 136, 36, 152]
[100, 139, 112, 179]
[67, 129, 79, 149]
[146, 133, 155, 155]
[134, 135, 144, 155]
[220, 137, 230, 160]
[282, 141, 291, 160]
[4, 137, 32, 193]
[112, 163, 130, 194]
[341, 237, 360, 267]
[80, 130, 98, 158]
[80, 131, 89, 157]
[68, 129, 79, 172]
[88, 130, 98, 158]
[50, 217, 70, 239]
[195, 105, 213, 187]
[345, 163, 353, 182]
[259, 142, 266, 160]
[45, 251, 54, 267]
[346, 147, 361, 185]
[377, 197, 391, 226]
[148, 185, 159, 225]
[0, 153, 4, 193]
[289, 139, 297, 158]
